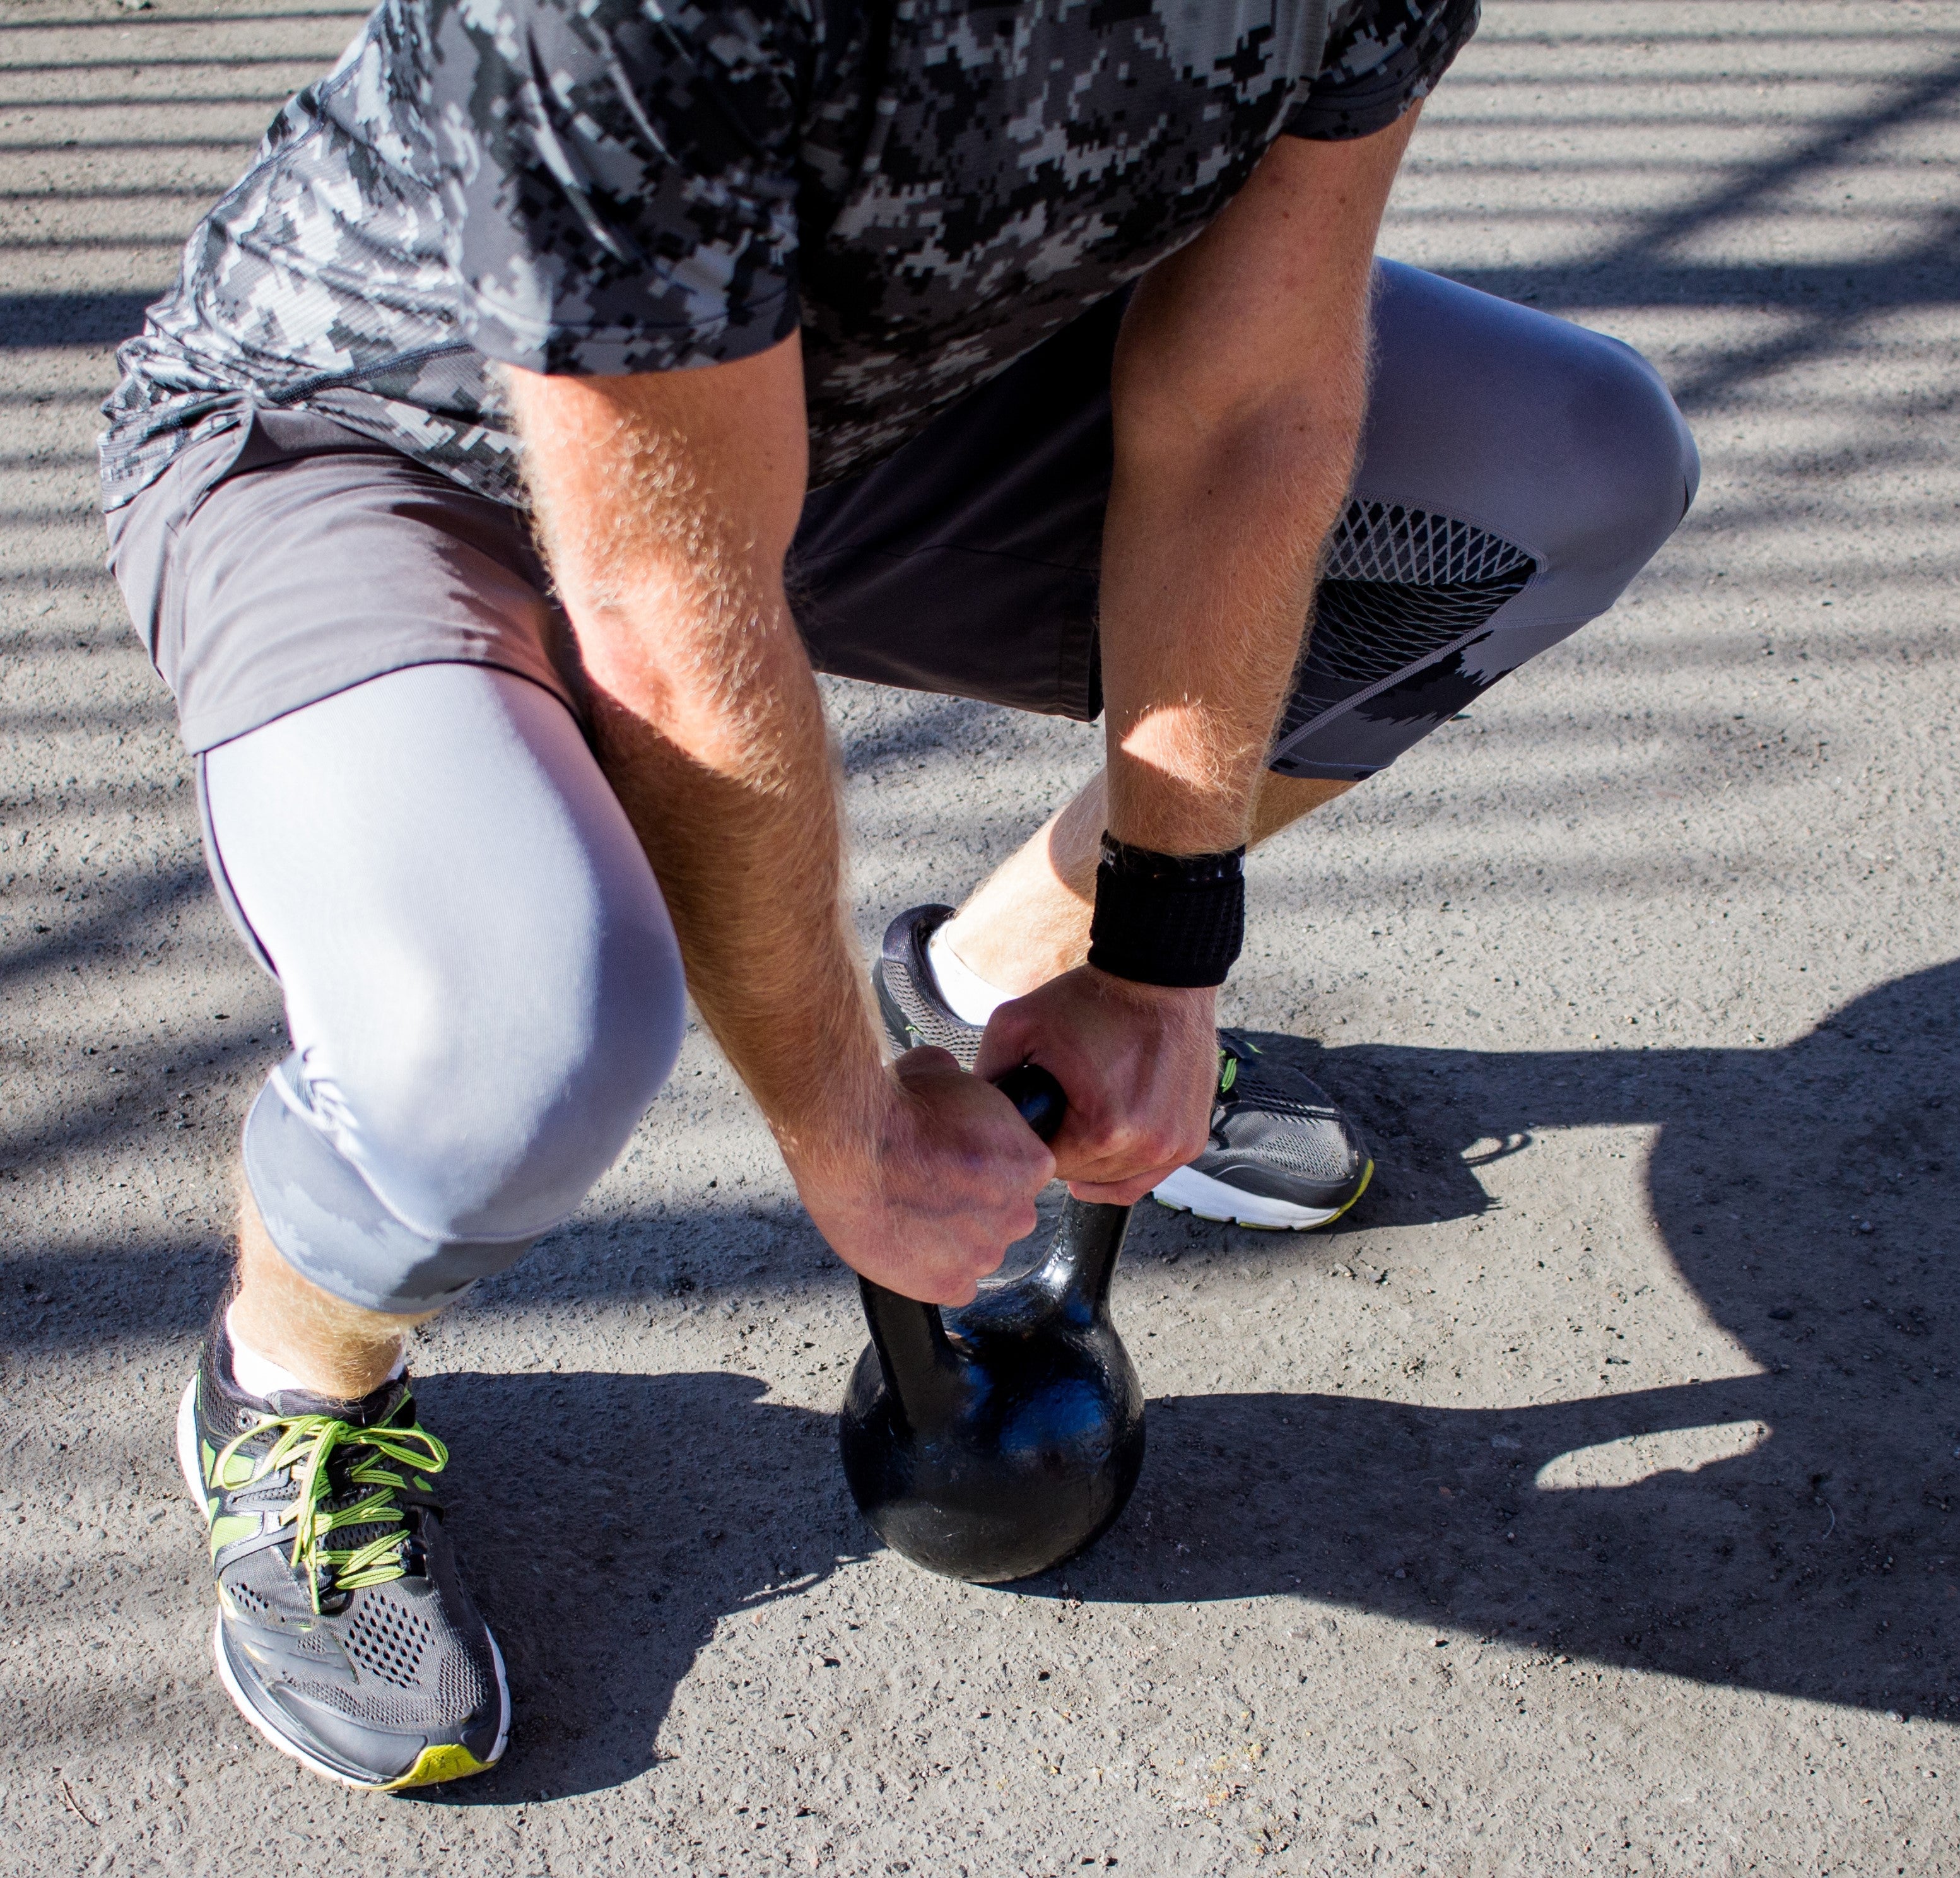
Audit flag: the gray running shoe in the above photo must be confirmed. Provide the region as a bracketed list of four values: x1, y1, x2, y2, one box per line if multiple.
[874, 905, 1373, 1230]
[175, 1313, 509, 1791]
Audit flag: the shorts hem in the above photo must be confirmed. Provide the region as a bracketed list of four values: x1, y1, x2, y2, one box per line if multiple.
[182, 652, 581, 757]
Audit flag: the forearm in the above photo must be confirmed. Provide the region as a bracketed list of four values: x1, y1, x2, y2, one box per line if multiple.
[1097, 371, 1363, 855]
[508, 345, 1059, 1298]
[585, 627, 882, 1152]
[1098, 114, 1414, 857]
[509, 355, 883, 1151]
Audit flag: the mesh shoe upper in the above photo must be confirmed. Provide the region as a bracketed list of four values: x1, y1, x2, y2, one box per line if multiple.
[181, 1315, 507, 1790]
[872, 905, 1371, 1219]
[1187, 1032, 1370, 1207]
[875, 903, 985, 1066]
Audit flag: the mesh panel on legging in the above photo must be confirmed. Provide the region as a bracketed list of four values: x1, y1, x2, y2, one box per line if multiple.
[1277, 502, 1537, 744]
[1323, 500, 1534, 587]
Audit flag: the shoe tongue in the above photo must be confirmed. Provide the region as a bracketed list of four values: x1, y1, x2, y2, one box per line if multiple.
[211, 1310, 413, 1427]
[262, 1371, 413, 1428]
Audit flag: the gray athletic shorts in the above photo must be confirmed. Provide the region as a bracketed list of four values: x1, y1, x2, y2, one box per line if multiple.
[107, 261, 1698, 778]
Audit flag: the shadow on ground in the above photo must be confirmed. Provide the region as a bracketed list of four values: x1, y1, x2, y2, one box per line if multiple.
[6, 965, 1952, 1798]
[388, 962, 1956, 1802]
[1046, 959, 1957, 1728]
[404, 1368, 862, 1805]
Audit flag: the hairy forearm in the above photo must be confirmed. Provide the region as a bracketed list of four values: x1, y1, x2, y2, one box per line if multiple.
[1097, 376, 1364, 855]
[506, 349, 1061, 1300]
[1096, 114, 1413, 858]
[585, 630, 883, 1149]
[510, 359, 884, 1151]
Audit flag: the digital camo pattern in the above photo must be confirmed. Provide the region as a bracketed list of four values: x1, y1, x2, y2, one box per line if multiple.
[102, 0, 1478, 509]
[1293, 0, 1477, 139]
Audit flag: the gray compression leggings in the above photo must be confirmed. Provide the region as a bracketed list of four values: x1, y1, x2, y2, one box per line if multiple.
[206, 266, 1696, 1315]
[206, 666, 686, 1312]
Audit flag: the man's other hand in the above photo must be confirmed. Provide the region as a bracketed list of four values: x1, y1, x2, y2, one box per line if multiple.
[782, 1048, 1057, 1305]
[974, 968, 1216, 1205]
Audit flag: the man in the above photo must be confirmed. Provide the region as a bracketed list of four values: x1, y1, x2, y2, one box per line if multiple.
[101, 0, 1696, 1792]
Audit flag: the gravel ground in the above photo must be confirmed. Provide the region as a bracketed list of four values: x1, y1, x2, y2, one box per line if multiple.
[3, 2, 1957, 1872]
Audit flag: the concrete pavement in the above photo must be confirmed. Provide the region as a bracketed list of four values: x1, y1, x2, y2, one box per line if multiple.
[3, 2, 1957, 1870]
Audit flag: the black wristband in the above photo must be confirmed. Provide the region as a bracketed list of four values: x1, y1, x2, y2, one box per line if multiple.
[1087, 834, 1246, 989]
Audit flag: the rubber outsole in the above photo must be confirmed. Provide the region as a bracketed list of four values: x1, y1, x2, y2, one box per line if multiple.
[1151, 1157, 1373, 1231]
[175, 1376, 512, 1793]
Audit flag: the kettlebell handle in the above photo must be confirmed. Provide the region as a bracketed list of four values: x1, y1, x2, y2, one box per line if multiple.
[857, 1063, 1071, 1409]
[989, 1057, 1136, 1324]
[857, 1066, 1139, 1423]
[990, 1062, 1069, 1145]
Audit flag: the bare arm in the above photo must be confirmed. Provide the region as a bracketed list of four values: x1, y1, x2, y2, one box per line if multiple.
[1101, 116, 1418, 852]
[508, 338, 1051, 1302]
[979, 115, 1419, 1197]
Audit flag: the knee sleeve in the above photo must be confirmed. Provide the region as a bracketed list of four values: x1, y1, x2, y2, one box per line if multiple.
[1271, 261, 1699, 782]
[207, 664, 686, 1315]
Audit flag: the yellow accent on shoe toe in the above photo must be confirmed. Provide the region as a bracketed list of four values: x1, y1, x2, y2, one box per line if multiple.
[381, 1741, 498, 1791]
[1325, 1157, 1374, 1224]
[1151, 1156, 1375, 1231]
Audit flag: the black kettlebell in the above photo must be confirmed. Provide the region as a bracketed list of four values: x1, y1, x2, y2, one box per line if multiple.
[838, 1065, 1146, 1584]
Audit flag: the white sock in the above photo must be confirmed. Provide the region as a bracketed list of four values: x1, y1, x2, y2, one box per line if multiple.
[224, 1301, 404, 1401]
[927, 925, 1016, 1026]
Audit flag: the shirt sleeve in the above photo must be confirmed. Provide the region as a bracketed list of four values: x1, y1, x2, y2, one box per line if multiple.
[1282, 0, 1481, 142]
[423, 0, 813, 375]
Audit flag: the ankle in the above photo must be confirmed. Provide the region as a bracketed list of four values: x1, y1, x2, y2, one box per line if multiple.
[231, 1190, 421, 1398]
[937, 883, 1091, 997]
[926, 924, 1015, 1024]
[939, 783, 1103, 994]
[224, 1309, 404, 1411]
[225, 1299, 406, 1401]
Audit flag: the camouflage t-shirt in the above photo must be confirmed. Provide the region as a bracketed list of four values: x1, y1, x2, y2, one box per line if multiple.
[100, 0, 1478, 509]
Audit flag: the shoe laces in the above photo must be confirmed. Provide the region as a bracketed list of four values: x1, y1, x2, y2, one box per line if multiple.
[213, 1409, 449, 1612]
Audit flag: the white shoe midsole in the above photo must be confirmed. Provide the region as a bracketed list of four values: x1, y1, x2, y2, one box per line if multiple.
[1151, 1163, 1343, 1230]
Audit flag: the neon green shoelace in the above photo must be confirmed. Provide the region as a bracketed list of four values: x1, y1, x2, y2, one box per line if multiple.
[213, 1412, 449, 1612]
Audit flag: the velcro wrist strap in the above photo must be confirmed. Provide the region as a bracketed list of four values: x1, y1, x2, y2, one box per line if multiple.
[1086, 834, 1246, 989]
